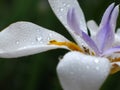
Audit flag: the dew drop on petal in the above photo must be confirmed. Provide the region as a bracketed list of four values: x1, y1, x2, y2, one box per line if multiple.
[47, 37, 50, 41]
[31, 42, 34, 45]
[60, 8, 64, 12]
[63, 2, 70, 8]
[16, 41, 20, 45]
[67, 4, 70, 8]
[36, 37, 42, 42]
[63, 3, 66, 7]
[49, 33, 53, 38]
[94, 59, 99, 64]
[47, 33, 53, 41]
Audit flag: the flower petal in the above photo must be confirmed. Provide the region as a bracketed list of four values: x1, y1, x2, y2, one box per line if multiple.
[67, 8, 82, 35]
[116, 28, 120, 35]
[67, 8, 99, 55]
[57, 51, 110, 90]
[114, 28, 120, 46]
[111, 62, 120, 67]
[87, 20, 98, 36]
[95, 3, 119, 52]
[99, 3, 115, 29]
[48, 0, 88, 47]
[0, 21, 69, 58]
[81, 32, 100, 55]
[102, 46, 120, 57]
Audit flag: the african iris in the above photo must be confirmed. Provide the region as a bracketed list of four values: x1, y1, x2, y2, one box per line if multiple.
[0, 0, 120, 90]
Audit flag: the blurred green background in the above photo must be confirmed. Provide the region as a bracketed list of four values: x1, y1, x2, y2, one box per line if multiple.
[0, 0, 120, 90]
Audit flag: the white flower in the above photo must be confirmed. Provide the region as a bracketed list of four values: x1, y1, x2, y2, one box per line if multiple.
[0, 0, 120, 90]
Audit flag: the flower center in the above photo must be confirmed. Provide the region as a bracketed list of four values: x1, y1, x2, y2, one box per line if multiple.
[49, 40, 120, 74]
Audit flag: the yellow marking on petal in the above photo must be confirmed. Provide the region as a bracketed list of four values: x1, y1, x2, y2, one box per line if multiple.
[110, 58, 120, 62]
[109, 58, 120, 74]
[110, 63, 120, 74]
[49, 40, 84, 53]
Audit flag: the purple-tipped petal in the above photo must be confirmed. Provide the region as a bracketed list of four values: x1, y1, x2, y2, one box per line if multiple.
[48, 0, 89, 49]
[67, 8, 99, 55]
[82, 32, 100, 55]
[99, 3, 115, 28]
[67, 8, 82, 35]
[95, 3, 119, 53]
[110, 5, 119, 31]
[102, 46, 120, 56]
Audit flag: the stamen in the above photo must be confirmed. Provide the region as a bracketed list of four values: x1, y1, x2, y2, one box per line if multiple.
[109, 58, 120, 62]
[110, 63, 120, 74]
[109, 58, 120, 74]
[82, 46, 95, 55]
[49, 40, 84, 53]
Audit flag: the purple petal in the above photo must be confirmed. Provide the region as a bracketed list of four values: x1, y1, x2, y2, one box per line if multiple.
[67, 8, 99, 55]
[102, 46, 120, 56]
[99, 3, 115, 28]
[95, 3, 119, 53]
[110, 5, 119, 31]
[82, 32, 100, 55]
[67, 8, 82, 35]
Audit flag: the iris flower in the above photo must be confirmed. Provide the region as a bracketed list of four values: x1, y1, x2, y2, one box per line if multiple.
[0, 0, 120, 90]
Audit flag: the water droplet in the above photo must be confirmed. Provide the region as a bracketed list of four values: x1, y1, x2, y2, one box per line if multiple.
[49, 33, 53, 37]
[63, 3, 66, 6]
[67, 4, 70, 7]
[31, 42, 34, 45]
[47, 33, 53, 41]
[81, 42, 86, 47]
[47, 37, 50, 41]
[62, 2, 70, 8]
[60, 8, 64, 12]
[94, 59, 99, 64]
[16, 41, 20, 44]
[36, 37, 42, 42]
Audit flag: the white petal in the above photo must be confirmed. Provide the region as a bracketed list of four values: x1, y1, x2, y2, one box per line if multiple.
[0, 21, 69, 58]
[114, 34, 120, 46]
[111, 62, 120, 66]
[57, 51, 110, 90]
[113, 28, 120, 46]
[87, 20, 98, 36]
[116, 28, 120, 35]
[48, 0, 88, 48]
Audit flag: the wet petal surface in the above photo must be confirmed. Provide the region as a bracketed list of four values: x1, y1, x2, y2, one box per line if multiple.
[0, 22, 69, 58]
[57, 51, 110, 90]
